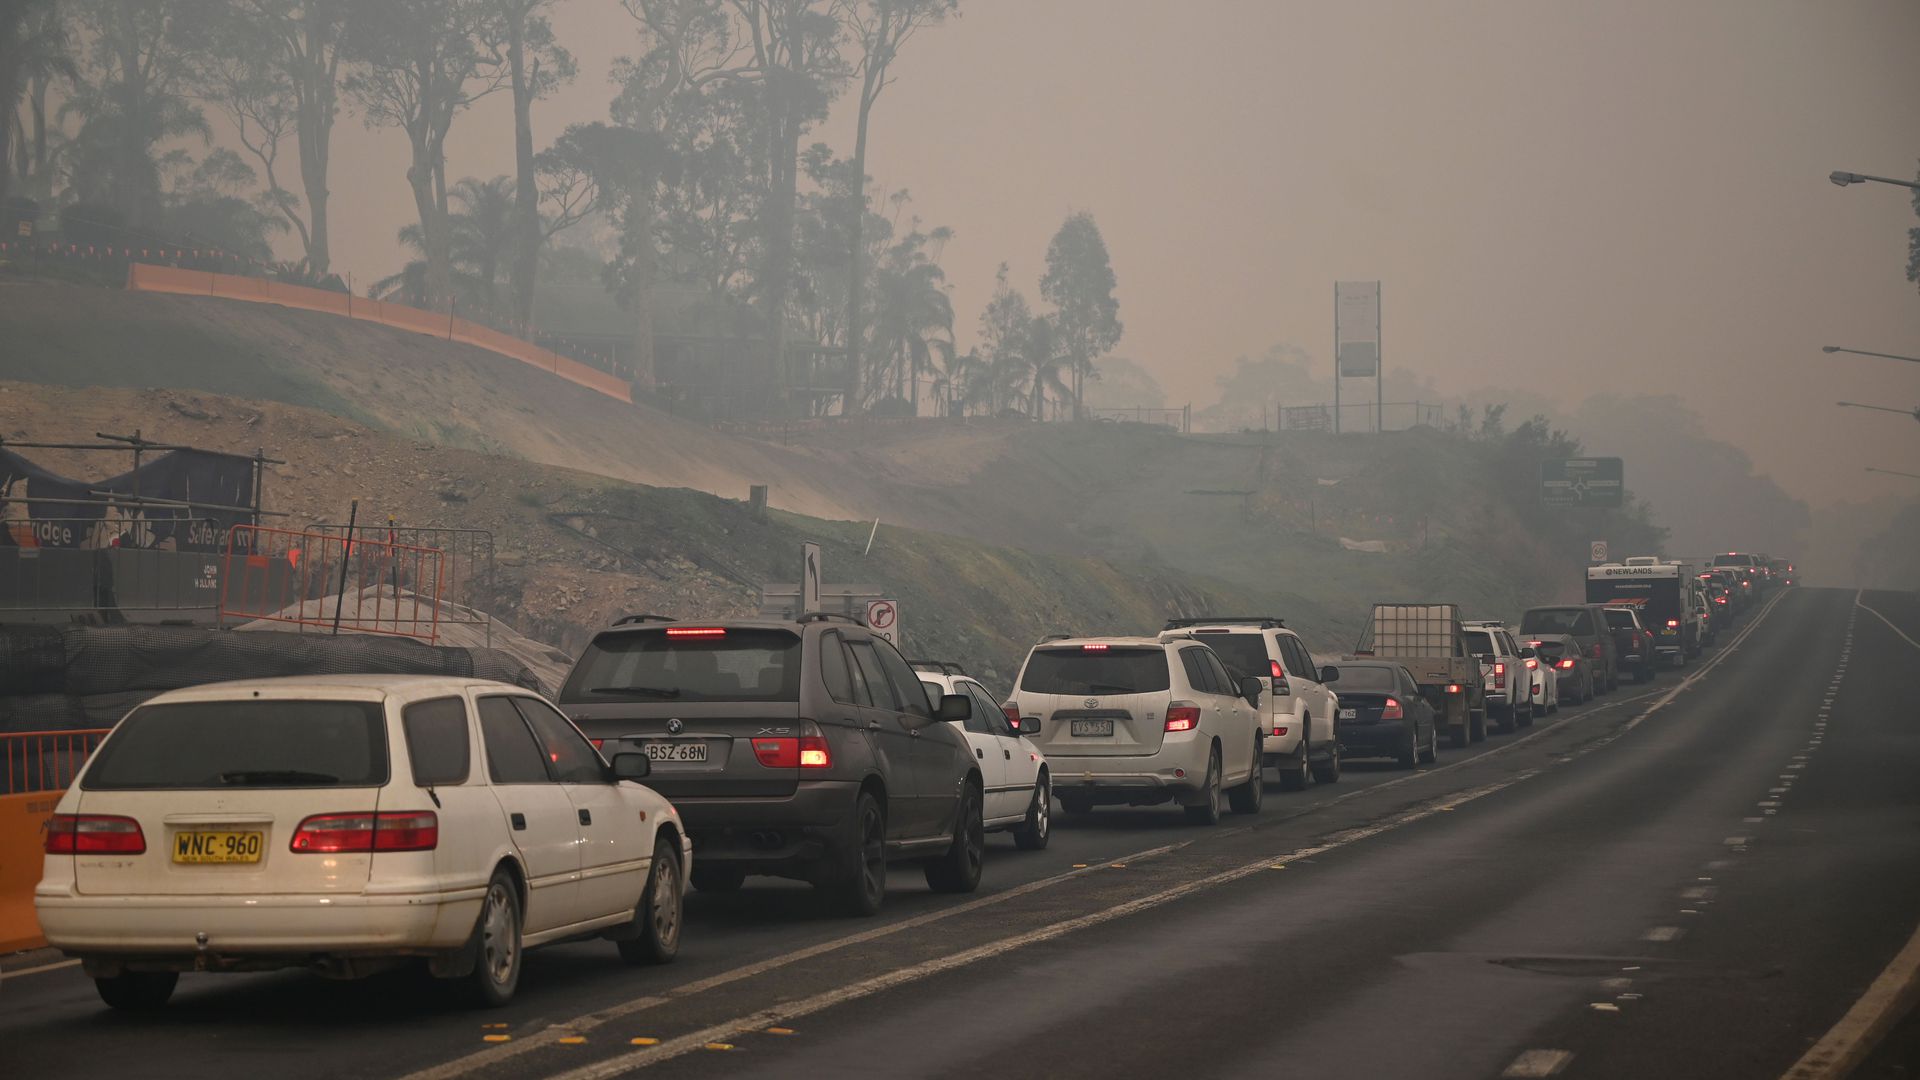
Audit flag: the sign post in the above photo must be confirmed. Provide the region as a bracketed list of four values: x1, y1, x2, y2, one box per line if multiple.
[1335, 281, 1382, 433]
[801, 542, 821, 614]
[864, 598, 901, 647]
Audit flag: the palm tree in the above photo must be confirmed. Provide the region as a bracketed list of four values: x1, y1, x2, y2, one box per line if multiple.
[1017, 315, 1071, 420]
[864, 231, 954, 414]
[371, 176, 517, 314]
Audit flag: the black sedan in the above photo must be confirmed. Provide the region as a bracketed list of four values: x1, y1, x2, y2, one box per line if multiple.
[1331, 661, 1440, 768]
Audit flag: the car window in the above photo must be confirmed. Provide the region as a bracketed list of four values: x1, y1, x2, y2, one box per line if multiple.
[821, 631, 856, 704]
[479, 696, 554, 785]
[1330, 665, 1397, 692]
[1399, 668, 1420, 696]
[1185, 631, 1268, 680]
[82, 700, 387, 790]
[559, 627, 801, 703]
[1604, 610, 1636, 630]
[872, 638, 935, 719]
[511, 697, 606, 784]
[968, 684, 1014, 737]
[1463, 630, 1495, 658]
[1279, 637, 1313, 679]
[1200, 650, 1239, 697]
[1019, 647, 1173, 695]
[1295, 640, 1320, 680]
[1180, 647, 1217, 694]
[402, 697, 471, 787]
[847, 641, 901, 712]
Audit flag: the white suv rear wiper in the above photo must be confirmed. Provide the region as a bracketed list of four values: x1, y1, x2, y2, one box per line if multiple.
[587, 686, 683, 698]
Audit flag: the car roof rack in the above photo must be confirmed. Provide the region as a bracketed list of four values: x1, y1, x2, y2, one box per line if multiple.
[910, 660, 968, 676]
[612, 613, 677, 626]
[1162, 616, 1285, 630]
[797, 611, 866, 626]
[1039, 633, 1074, 643]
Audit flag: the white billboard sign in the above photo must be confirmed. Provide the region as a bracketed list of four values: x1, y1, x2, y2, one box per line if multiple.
[1335, 281, 1380, 377]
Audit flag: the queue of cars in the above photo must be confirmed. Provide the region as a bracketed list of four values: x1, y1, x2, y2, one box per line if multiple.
[34, 551, 1791, 1011]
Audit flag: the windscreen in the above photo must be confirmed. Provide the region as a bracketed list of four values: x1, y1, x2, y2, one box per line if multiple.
[1186, 633, 1269, 679]
[1533, 639, 1569, 660]
[561, 628, 802, 702]
[1463, 630, 1495, 657]
[82, 700, 388, 790]
[1331, 665, 1398, 692]
[1604, 610, 1637, 630]
[1019, 648, 1170, 695]
[1520, 608, 1592, 636]
[1711, 554, 1749, 567]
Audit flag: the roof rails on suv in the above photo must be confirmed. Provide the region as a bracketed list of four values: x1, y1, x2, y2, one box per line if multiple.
[911, 660, 969, 676]
[1163, 616, 1286, 630]
[611, 613, 677, 626]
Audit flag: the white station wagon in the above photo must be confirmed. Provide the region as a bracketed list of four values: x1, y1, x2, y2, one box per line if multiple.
[35, 675, 691, 1011]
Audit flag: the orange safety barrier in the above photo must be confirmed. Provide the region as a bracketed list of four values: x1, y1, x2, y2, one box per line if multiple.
[220, 524, 447, 642]
[1, 729, 110, 953]
[125, 263, 633, 405]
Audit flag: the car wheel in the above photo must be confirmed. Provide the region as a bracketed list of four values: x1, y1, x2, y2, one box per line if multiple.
[617, 838, 683, 966]
[1469, 708, 1487, 743]
[94, 971, 177, 1012]
[690, 864, 747, 893]
[1014, 775, 1051, 850]
[1421, 721, 1439, 764]
[1311, 739, 1341, 784]
[1228, 738, 1264, 814]
[1493, 704, 1515, 735]
[1279, 727, 1311, 791]
[829, 791, 888, 917]
[1184, 745, 1223, 825]
[1396, 723, 1418, 769]
[925, 782, 984, 894]
[465, 869, 523, 1007]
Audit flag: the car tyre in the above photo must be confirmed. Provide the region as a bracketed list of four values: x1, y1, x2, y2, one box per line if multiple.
[690, 864, 746, 893]
[1469, 708, 1487, 743]
[1279, 726, 1311, 792]
[1014, 775, 1051, 850]
[828, 791, 888, 917]
[465, 870, 523, 1008]
[94, 971, 177, 1012]
[1396, 724, 1418, 769]
[1184, 745, 1223, 825]
[925, 782, 984, 894]
[1420, 721, 1439, 764]
[1311, 739, 1341, 784]
[617, 838, 683, 966]
[1228, 738, 1264, 814]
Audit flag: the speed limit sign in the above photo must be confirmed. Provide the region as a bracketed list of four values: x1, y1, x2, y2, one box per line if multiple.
[1590, 540, 1608, 563]
[865, 599, 901, 646]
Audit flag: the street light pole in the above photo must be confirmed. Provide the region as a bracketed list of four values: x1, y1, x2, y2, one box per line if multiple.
[1822, 345, 1920, 365]
[1836, 401, 1920, 422]
[1865, 466, 1920, 480]
[1829, 170, 1920, 191]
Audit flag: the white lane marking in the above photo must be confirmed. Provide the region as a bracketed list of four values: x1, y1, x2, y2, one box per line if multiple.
[1644, 926, 1684, 942]
[1503, 1050, 1575, 1078]
[1779, 913, 1920, 1079]
[4, 958, 79, 978]
[1855, 593, 1920, 653]
[1620, 590, 1786, 736]
[539, 776, 1539, 1080]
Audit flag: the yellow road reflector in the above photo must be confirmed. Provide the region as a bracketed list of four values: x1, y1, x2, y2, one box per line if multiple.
[629, 1038, 661, 1047]
[704, 1043, 734, 1052]
[766, 1028, 796, 1036]
[558, 1037, 587, 1045]
[482, 1035, 511, 1043]
[1109, 864, 1126, 869]
[1072, 863, 1088, 868]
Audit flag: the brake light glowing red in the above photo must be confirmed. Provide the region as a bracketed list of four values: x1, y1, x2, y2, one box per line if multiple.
[1381, 698, 1404, 720]
[1165, 706, 1201, 733]
[1525, 658, 1538, 670]
[665, 627, 727, 637]
[751, 724, 832, 769]
[1666, 619, 1680, 628]
[1272, 725, 1289, 737]
[1081, 643, 1109, 652]
[1269, 659, 1290, 694]
[1558, 659, 1576, 670]
[1493, 662, 1506, 689]
[44, 814, 145, 855]
[1446, 684, 1462, 694]
[1003, 703, 1021, 727]
[290, 811, 438, 853]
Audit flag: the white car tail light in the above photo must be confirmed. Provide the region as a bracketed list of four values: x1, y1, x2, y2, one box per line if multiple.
[290, 811, 438, 853]
[44, 814, 146, 855]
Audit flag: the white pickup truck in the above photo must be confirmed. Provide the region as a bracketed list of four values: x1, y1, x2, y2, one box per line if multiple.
[1462, 620, 1535, 733]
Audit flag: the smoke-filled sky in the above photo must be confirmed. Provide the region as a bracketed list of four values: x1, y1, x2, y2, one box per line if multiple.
[313, 0, 1920, 509]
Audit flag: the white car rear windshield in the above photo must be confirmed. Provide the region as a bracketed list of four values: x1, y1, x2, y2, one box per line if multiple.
[1464, 630, 1496, 657]
[1020, 648, 1170, 695]
[82, 701, 389, 790]
[561, 628, 802, 702]
[1185, 633, 1269, 679]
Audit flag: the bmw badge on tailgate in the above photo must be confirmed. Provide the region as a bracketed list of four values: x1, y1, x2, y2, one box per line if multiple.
[666, 718, 684, 735]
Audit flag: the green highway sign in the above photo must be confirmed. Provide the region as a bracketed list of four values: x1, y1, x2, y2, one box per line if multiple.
[1541, 457, 1624, 508]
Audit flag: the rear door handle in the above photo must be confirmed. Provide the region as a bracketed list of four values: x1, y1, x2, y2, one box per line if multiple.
[1003, 749, 1011, 759]
[578, 809, 592, 826]
[510, 813, 527, 831]
[976, 748, 984, 759]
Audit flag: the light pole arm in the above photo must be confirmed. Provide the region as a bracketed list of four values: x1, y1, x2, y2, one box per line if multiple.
[1822, 345, 1920, 365]
[1830, 170, 1920, 190]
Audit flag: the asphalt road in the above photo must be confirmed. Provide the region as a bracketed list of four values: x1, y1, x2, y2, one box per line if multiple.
[5, 585, 1917, 1080]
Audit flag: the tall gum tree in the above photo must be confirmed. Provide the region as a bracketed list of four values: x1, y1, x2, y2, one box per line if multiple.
[1039, 210, 1122, 419]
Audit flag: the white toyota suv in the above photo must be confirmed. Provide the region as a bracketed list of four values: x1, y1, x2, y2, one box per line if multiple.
[1160, 618, 1342, 790]
[1463, 621, 1535, 733]
[1006, 636, 1265, 825]
[912, 661, 1051, 851]
[36, 675, 691, 1011]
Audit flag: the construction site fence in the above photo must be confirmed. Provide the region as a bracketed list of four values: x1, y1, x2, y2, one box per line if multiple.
[313, 523, 493, 636]
[0, 728, 109, 952]
[220, 524, 446, 643]
[0, 531, 224, 616]
[124, 263, 632, 406]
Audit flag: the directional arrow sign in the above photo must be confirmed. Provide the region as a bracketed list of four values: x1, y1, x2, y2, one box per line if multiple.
[1541, 458, 1624, 508]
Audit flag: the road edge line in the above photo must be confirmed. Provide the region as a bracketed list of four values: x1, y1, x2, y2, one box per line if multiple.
[1780, 919, 1920, 1080]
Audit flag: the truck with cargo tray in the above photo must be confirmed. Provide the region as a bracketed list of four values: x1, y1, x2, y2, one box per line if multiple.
[1587, 562, 1699, 668]
[1348, 603, 1487, 747]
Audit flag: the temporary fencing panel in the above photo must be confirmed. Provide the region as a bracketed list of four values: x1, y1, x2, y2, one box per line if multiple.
[221, 525, 446, 642]
[125, 263, 633, 404]
[0, 729, 109, 951]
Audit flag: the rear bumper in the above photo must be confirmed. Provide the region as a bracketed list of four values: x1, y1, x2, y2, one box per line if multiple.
[1047, 740, 1210, 803]
[671, 780, 859, 869]
[1338, 724, 1411, 758]
[34, 886, 481, 955]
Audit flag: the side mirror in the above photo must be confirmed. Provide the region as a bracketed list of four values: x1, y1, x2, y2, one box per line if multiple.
[1239, 675, 1264, 707]
[1319, 665, 1341, 684]
[1014, 715, 1039, 736]
[1519, 647, 1536, 659]
[935, 692, 972, 723]
[611, 752, 652, 781]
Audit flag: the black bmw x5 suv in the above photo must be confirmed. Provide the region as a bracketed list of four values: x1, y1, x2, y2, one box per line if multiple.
[559, 613, 983, 916]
